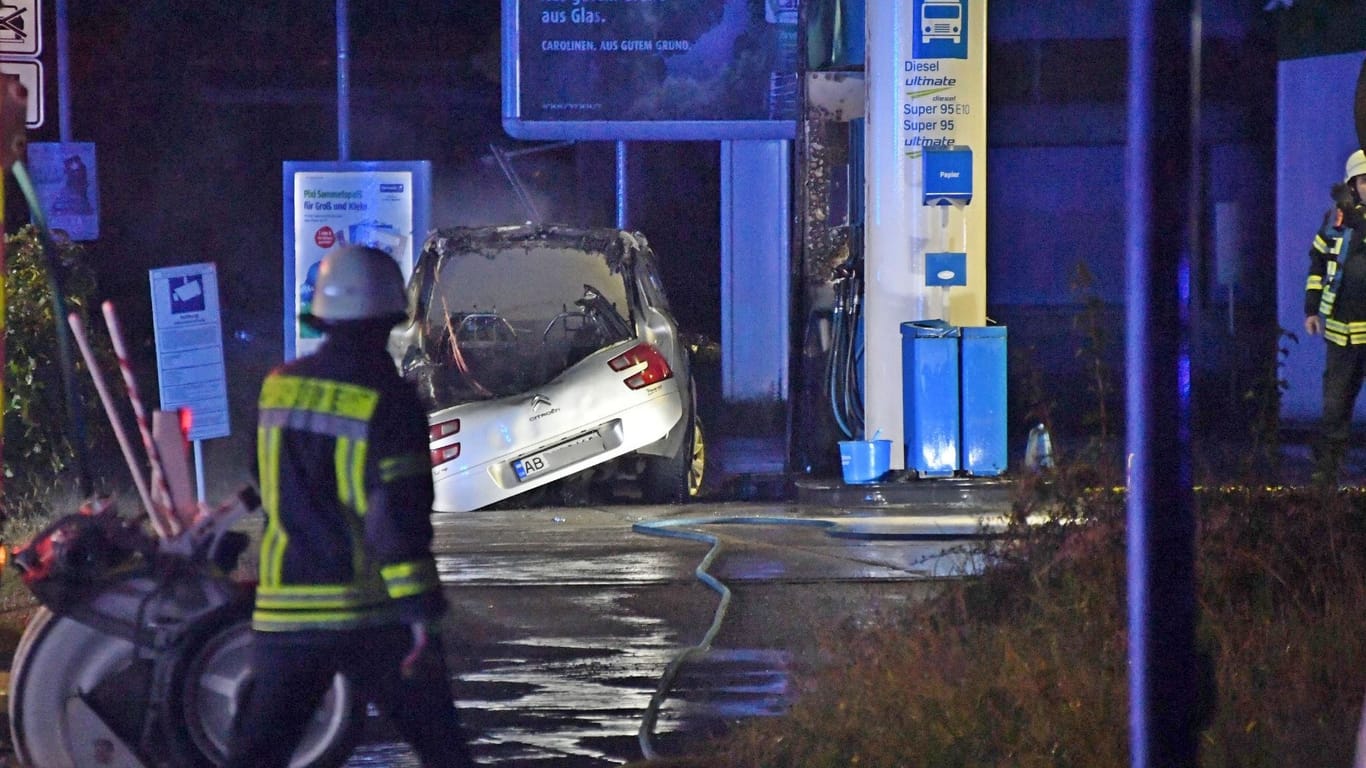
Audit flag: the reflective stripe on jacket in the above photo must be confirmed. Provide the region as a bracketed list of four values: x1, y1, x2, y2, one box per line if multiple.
[1306, 209, 1366, 346]
[254, 338, 445, 632]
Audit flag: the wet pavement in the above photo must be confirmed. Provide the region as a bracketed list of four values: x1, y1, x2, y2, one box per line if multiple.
[343, 494, 1013, 766]
[0, 484, 1015, 767]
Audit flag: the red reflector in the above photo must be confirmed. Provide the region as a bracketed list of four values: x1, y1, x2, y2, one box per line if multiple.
[429, 419, 460, 440]
[608, 344, 673, 390]
[430, 444, 461, 467]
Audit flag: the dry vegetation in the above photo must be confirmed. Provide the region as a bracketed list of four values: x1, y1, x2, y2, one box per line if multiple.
[630, 471, 1366, 768]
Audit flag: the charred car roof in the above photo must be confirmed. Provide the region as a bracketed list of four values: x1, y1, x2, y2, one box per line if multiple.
[419, 224, 651, 273]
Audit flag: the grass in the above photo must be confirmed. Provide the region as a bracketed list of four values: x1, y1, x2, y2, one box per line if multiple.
[0, 479, 89, 666]
[0, 465, 150, 634]
[627, 469, 1366, 768]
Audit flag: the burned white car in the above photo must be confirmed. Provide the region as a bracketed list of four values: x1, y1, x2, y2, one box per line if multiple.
[390, 224, 705, 511]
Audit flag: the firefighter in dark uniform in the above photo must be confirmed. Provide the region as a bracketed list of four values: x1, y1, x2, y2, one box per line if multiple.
[1306, 149, 1366, 486]
[226, 245, 477, 767]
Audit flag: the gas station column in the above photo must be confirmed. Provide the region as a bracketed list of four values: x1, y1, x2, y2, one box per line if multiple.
[864, 0, 987, 468]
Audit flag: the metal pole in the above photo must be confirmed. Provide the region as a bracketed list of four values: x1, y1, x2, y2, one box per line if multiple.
[336, 0, 350, 161]
[488, 143, 541, 221]
[194, 440, 206, 505]
[1126, 1, 1199, 766]
[56, 0, 71, 144]
[615, 141, 628, 230]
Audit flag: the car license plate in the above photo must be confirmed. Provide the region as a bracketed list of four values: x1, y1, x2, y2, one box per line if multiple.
[513, 431, 603, 481]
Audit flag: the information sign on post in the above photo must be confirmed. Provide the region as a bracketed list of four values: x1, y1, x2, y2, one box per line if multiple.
[149, 262, 231, 442]
[0, 0, 41, 56]
[26, 141, 98, 239]
[0, 0, 43, 129]
[0, 59, 40, 128]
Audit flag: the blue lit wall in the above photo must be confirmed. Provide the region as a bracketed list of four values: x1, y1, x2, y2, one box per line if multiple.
[1276, 50, 1366, 423]
[985, 146, 1126, 305]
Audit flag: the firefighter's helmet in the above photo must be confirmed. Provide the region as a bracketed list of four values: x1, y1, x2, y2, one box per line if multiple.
[1346, 149, 1366, 184]
[308, 245, 407, 322]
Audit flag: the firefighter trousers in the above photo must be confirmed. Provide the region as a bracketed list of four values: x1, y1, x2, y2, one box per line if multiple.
[1316, 340, 1366, 483]
[224, 623, 477, 768]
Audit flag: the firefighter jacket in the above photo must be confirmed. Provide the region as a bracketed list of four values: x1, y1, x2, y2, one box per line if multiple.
[253, 336, 445, 632]
[1306, 207, 1366, 346]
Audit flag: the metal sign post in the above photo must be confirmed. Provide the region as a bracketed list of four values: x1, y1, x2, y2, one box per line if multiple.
[149, 263, 232, 505]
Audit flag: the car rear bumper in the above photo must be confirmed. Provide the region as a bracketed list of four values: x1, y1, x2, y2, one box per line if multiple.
[431, 394, 684, 512]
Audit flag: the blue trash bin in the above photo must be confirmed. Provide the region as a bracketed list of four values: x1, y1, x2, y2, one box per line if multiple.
[960, 326, 1007, 476]
[901, 320, 959, 477]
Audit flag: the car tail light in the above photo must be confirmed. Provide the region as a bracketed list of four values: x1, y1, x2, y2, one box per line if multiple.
[429, 418, 461, 466]
[609, 343, 673, 390]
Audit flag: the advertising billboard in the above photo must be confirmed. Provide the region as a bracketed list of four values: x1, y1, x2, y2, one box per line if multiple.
[502, 0, 798, 140]
[282, 160, 431, 360]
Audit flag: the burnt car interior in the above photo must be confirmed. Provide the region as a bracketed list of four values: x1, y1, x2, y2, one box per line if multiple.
[399, 237, 639, 409]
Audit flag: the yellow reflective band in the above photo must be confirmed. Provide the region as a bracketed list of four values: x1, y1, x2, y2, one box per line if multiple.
[336, 436, 353, 508]
[1307, 276, 1323, 290]
[380, 453, 429, 483]
[1331, 319, 1366, 345]
[381, 559, 440, 599]
[1321, 286, 1339, 317]
[255, 583, 390, 611]
[331, 436, 371, 516]
[379, 559, 434, 580]
[257, 425, 287, 587]
[252, 603, 402, 632]
[254, 609, 366, 623]
[1324, 317, 1355, 345]
[260, 375, 380, 420]
[353, 440, 369, 515]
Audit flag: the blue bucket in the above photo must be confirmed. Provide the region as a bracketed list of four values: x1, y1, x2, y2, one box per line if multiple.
[839, 439, 892, 484]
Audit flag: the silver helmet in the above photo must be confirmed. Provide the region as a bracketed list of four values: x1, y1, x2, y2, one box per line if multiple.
[308, 245, 407, 322]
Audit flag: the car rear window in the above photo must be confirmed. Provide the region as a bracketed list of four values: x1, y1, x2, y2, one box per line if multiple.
[403, 242, 636, 406]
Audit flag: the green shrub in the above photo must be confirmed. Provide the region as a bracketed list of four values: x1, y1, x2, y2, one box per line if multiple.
[3, 224, 110, 507]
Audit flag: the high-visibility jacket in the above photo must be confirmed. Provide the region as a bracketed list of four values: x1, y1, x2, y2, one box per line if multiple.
[253, 336, 445, 632]
[1306, 208, 1366, 346]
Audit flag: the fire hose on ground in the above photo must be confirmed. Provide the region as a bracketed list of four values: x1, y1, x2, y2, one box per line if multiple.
[629, 511, 1026, 761]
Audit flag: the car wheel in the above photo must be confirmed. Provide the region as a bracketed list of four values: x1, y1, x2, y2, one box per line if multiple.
[643, 391, 706, 503]
[9, 607, 146, 768]
[162, 600, 364, 768]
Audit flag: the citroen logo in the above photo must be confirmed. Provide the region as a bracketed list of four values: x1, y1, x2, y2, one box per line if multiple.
[530, 394, 553, 412]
